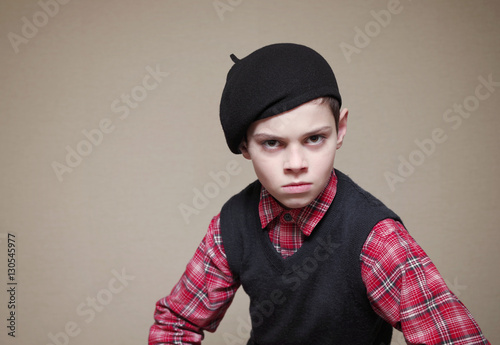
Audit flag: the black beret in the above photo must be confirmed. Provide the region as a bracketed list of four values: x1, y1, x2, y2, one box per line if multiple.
[219, 43, 342, 154]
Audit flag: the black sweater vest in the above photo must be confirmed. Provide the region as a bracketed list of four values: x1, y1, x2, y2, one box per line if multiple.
[220, 170, 401, 345]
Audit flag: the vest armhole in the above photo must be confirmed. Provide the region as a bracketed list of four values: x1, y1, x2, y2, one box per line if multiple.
[220, 180, 262, 279]
[220, 201, 242, 279]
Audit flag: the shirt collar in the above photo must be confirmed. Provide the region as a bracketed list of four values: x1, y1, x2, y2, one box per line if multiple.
[258, 170, 338, 237]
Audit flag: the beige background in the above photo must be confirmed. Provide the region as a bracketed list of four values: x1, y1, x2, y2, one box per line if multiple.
[1, 0, 499, 344]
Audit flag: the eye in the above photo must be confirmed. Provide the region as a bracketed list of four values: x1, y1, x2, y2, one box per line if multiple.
[263, 140, 280, 149]
[306, 135, 325, 145]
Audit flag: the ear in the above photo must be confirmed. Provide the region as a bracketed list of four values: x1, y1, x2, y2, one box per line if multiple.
[239, 141, 252, 160]
[336, 108, 348, 149]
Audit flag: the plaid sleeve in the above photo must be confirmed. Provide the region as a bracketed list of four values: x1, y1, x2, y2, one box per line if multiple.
[149, 214, 240, 345]
[361, 219, 490, 345]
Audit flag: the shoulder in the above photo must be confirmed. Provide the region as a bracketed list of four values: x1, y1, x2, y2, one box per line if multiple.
[334, 170, 401, 225]
[363, 219, 410, 260]
[362, 219, 427, 270]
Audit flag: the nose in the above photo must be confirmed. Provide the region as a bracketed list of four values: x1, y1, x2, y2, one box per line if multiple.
[283, 145, 308, 173]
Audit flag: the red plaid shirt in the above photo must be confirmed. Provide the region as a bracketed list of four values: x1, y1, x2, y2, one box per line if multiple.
[149, 171, 490, 345]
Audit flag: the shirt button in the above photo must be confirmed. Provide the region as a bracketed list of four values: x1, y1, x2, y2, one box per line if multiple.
[283, 213, 293, 222]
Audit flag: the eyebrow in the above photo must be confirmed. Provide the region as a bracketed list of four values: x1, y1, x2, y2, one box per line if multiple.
[252, 126, 333, 141]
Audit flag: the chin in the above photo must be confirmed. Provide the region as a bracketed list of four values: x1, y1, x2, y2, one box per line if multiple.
[280, 197, 314, 209]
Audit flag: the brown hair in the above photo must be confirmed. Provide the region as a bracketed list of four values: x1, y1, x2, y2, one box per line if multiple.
[312, 97, 340, 133]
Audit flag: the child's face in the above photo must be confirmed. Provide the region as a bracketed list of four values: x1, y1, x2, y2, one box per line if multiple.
[241, 100, 348, 209]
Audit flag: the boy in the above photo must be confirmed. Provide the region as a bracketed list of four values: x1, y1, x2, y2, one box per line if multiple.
[149, 43, 490, 344]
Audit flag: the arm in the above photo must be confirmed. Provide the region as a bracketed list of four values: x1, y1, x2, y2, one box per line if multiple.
[361, 219, 490, 345]
[149, 214, 240, 345]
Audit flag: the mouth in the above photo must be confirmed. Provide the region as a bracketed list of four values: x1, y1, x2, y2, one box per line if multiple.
[282, 182, 312, 194]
